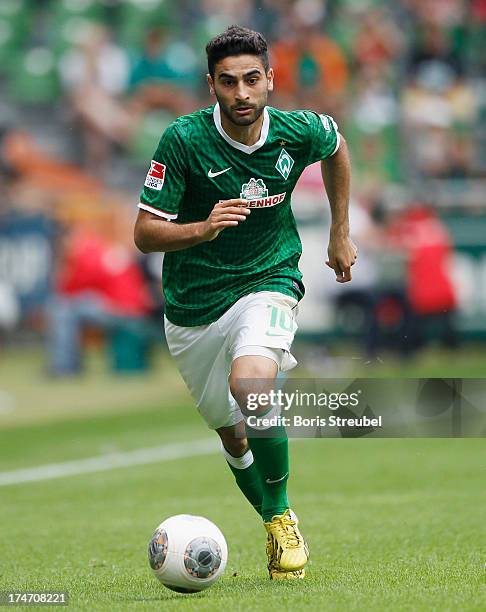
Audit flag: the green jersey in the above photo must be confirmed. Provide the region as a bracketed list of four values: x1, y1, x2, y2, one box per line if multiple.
[139, 103, 339, 326]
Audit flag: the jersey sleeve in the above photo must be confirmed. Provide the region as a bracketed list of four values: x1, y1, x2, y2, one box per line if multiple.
[305, 111, 341, 166]
[138, 123, 187, 221]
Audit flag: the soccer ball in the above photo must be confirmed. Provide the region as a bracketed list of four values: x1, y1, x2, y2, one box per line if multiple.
[148, 514, 228, 593]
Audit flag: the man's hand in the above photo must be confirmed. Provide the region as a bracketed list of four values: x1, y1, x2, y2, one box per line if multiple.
[326, 230, 358, 283]
[320, 136, 355, 282]
[134, 199, 250, 254]
[200, 198, 251, 242]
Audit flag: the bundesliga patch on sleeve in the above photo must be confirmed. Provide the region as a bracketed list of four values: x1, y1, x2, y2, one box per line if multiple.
[145, 160, 166, 190]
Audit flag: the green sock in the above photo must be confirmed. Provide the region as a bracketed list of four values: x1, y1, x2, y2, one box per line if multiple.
[222, 446, 263, 516]
[245, 424, 290, 521]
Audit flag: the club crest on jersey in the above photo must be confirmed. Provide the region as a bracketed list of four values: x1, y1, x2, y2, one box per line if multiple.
[240, 178, 285, 209]
[275, 149, 294, 180]
[145, 160, 166, 190]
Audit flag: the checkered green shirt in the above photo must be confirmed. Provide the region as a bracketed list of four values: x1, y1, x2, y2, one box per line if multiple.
[139, 103, 339, 326]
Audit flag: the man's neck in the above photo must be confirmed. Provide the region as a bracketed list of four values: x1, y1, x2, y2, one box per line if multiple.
[220, 110, 265, 147]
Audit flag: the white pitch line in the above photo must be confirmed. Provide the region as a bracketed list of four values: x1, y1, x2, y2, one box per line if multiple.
[0, 438, 219, 487]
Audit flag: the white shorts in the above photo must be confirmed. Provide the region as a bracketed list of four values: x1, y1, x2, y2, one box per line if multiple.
[164, 291, 299, 430]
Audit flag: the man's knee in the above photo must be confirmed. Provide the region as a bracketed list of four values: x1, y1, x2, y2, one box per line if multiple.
[222, 436, 249, 458]
[228, 377, 247, 410]
[229, 355, 278, 410]
[217, 422, 248, 457]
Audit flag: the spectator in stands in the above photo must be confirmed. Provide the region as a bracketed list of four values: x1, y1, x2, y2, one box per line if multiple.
[386, 202, 458, 355]
[127, 26, 198, 116]
[0, 169, 20, 339]
[0, 0, 483, 361]
[408, 21, 463, 79]
[47, 213, 153, 376]
[353, 7, 404, 71]
[349, 62, 400, 189]
[271, 19, 348, 112]
[59, 23, 135, 173]
[402, 13, 477, 179]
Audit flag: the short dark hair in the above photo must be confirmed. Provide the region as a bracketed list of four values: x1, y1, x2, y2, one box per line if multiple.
[206, 25, 269, 77]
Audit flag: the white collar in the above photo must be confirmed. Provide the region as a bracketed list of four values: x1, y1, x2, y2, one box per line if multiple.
[213, 103, 269, 154]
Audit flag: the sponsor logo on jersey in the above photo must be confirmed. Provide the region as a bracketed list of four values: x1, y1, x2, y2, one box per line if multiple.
[246, 192, 286, 208]
[275, 148, 294, 180]
[240, 178, 285, 208]
[241, 177, 268, 200]
[144, 160, 166, 190]
[208, 166, 232, 178]
[240, 178, 286, 208]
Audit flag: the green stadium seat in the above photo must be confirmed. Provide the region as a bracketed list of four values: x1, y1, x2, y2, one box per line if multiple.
[117, 0, 171, 50]
[51, 16, 101, 56]
[54, 0, 104, 21]
[0, 19, 18, 70]
[108, 318, 155, 373]
[0, 0, 28, 23]
[0, 1, 31, 70]
[191, 18, 231, 55]
[129, 110, 173, 163]
[8, 47, 60, 104]
[48, 0, 105, 55]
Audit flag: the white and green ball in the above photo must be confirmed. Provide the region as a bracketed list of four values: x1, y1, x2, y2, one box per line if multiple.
[148, 514, 228, 593]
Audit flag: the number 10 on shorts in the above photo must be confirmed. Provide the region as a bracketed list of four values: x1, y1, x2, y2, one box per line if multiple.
[266, 305, 297, 336]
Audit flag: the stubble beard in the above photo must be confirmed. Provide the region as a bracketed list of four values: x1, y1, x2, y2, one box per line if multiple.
[218, 97, 266, 127]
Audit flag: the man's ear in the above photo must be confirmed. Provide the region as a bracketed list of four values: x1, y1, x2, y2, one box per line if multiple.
[267, 67, 274, 92]
[207, 74, 215, 96]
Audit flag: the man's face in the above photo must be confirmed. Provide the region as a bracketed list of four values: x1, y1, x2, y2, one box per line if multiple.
[207, 54, 274, 127]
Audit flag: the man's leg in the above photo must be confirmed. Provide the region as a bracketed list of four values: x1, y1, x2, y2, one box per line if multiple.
[216, 421, 263, 516]
[164, 316, 263, 514]
[229, 353, 308, 574]
[47, 294, 115, 375]
[164, 296, 306, 577]
[229, 355, 289, 521]
[47, 296, 83, 375]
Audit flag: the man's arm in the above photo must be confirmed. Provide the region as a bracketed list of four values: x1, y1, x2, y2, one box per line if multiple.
[321, 136, 357, 283]
[134, 199, 250, 253]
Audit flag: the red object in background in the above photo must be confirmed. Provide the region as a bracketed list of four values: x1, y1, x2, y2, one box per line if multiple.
[387, 206, 456, 315]
[57, 230, 152, 316]
[376, 296, 404, 328]
[472, 0, 486, 20]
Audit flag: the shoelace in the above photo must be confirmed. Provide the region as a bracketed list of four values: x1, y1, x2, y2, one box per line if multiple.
[275, 516, 301, 548]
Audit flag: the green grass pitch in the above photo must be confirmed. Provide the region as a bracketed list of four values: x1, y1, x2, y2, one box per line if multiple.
[0, 349, 485, 611]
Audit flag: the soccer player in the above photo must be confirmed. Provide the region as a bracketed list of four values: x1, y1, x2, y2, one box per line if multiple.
[134, 26, 357, 579]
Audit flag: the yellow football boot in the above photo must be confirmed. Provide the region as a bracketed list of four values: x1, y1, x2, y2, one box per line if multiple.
[264, 509, 309, 572]
[266, 533, 305, 579]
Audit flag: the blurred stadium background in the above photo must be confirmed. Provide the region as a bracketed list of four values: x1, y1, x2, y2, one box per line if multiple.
[0, 0, 485, 381]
